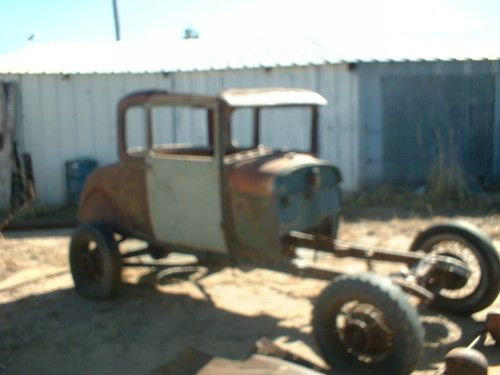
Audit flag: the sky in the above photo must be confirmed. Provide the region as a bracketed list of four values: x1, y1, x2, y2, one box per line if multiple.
[0, 0, 499, 55]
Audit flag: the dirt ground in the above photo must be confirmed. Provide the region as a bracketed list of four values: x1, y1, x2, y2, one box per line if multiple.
[1, 208, 499, 375]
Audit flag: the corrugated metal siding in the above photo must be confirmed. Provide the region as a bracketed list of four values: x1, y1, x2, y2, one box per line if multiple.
[382, 75, 494, 185]
[1, 64, 360, 205]
[358, 60, 500, 189]
[5, 59, 499, 204]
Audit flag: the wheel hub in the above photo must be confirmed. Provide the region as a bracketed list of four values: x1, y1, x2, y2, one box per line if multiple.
[339, 303, 393, 358]
[79, 247, 101, 280]
[343, 319, 370, 352]
[81, 252, 94, 274]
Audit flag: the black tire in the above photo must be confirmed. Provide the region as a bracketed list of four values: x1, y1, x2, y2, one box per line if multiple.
[312, 273, 423, 375]
[409, 221, 500, 315]
[69, 223, 122, 300]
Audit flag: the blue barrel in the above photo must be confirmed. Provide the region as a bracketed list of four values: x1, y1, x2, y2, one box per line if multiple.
[65, 158, 97, 206]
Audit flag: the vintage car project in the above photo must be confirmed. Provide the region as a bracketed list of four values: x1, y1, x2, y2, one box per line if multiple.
[70, 88, 500, 375]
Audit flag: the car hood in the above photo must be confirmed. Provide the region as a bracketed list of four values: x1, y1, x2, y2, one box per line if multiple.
[226, 150, 341, 196]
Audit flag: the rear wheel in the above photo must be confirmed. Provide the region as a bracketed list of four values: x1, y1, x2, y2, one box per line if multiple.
[312, 273, 423, 375]
[69, 223, 122, 300]
[410, 222, 500, 315]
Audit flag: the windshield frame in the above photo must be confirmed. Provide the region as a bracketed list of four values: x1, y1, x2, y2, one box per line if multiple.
[227, 104, 320, 156]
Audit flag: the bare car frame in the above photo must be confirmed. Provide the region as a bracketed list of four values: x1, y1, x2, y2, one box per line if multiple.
[70, 88, 500, 375]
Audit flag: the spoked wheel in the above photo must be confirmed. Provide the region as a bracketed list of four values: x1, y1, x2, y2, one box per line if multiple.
[312, 273, 423, 375]
[69, 223, 122, 300]
[410, 222, 500, 315]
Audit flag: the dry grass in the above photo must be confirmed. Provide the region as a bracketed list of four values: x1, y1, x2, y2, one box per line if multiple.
[425, 131, 473, 204]
[346, 130, 495, 212]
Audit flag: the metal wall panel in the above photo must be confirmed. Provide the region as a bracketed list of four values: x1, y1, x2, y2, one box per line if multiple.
[17, 75, 46, 200]
[3, 65, 360, 205]
[10, 59, 499, 204]
[11, 73, 172, 205]
[381, 74, 494, 186]
[358, 60, 500, 189]
[358, 76, 383, 186]
[316, 65, 360, 189]
[39, 75, 64, 203]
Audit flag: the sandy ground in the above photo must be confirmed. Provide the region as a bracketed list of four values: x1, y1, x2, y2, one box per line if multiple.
[0, 209, 499, 374]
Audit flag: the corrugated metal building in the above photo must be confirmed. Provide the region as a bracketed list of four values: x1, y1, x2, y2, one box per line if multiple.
[0, 36, 499, 205]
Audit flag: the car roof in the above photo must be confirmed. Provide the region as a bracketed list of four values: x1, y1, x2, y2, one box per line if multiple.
[118, 88, 327, 108]
[220, 88, 327, 107]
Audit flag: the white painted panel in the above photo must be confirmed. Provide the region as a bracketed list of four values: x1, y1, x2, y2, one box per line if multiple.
[187, 71, 206, 93]
[125, 106, 147, 152]
[230, 108, 253, 147]
[19, 76, 48, 204]
[315, 65, 359, 191]
[170, 73, 193, 143]
[146, 154, 227, 253]
[260, 107, 311, 152]
[89, 74, 116, 163]
[73, 75, 96, 157]
[187, 72, 210, 145]
[103, 74, 127, 163]
[142, 73, 169, 91]
[204, 70, 224, 94]
[152, 106, 175, 146]
[106, 74, 126, 111]
[222, 69, 257, 145]
[316, 66, 339, 164]
[56, 76, 79, 170]
[38, 75, 64, 204]
[219, 70, 254, 147]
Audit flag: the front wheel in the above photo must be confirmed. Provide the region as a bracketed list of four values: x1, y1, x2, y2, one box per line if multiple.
[409, 222, 500, 315]
[69, 223, 122, 300]
[312, 273, 423, 375]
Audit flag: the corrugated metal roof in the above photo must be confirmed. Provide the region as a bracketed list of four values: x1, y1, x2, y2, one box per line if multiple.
[0, 35, 498, 75]
[0, 36, 338, 74]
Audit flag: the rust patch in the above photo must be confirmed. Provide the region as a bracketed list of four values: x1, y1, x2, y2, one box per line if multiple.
[226, 151, 320, 196]
[79, 159, 153, 237]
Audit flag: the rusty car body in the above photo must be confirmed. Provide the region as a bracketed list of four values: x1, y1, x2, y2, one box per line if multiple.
[69, 88, 500, 375]
[79, 88, 339, 261]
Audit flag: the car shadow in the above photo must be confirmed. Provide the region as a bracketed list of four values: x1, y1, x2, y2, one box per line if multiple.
[416, 304, 500, 372]
[1, 227, 73, 239]
[1, 264, 498, 375]
[0, 272, 321, 375]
